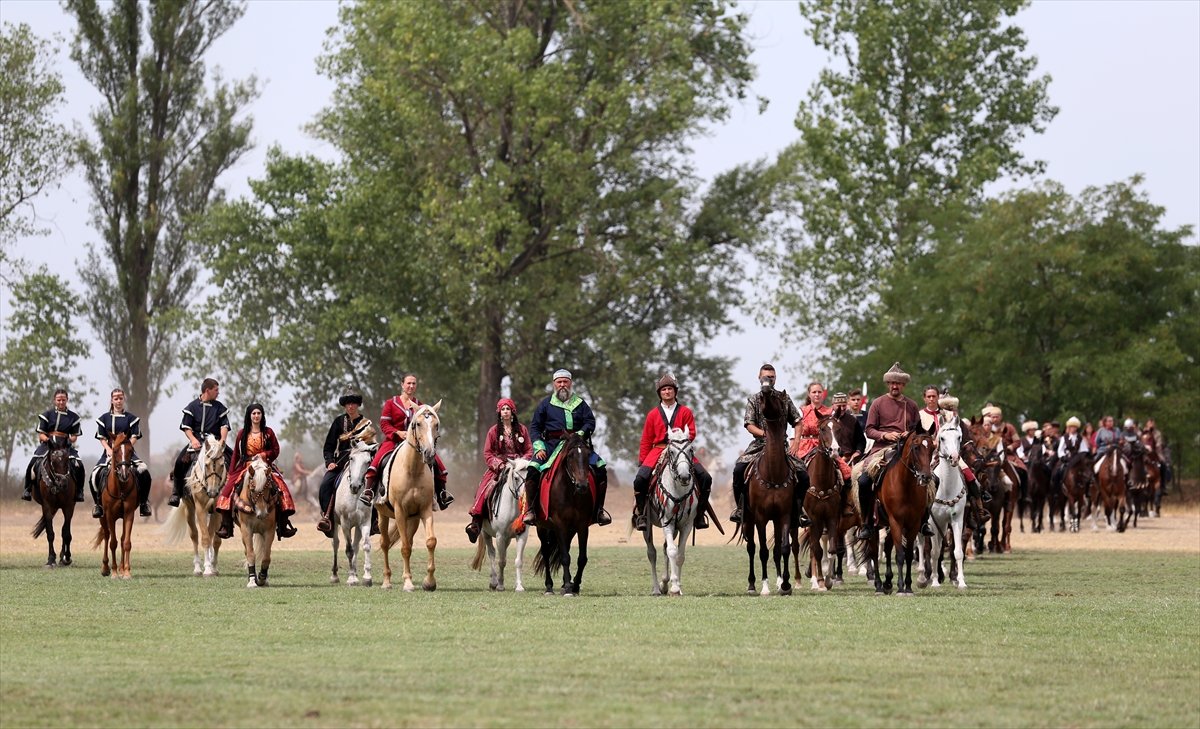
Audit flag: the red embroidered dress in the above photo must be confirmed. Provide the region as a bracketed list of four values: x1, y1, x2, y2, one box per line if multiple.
[469, 423, 533, 517]
[217, 428, 296, 514]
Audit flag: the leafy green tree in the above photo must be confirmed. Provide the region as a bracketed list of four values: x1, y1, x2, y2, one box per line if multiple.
[0, 22, 70, 276]
[779, 0, 1057, 350]
[0, 270, 92, 484]
[66, 0, 257, 456]
[204, 0, 777, 462]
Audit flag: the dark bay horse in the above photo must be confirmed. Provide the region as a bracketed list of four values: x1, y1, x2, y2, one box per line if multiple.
[533, 432, 594, 596]
[740, 387, 795, 596]
[1024, 439, 1052, 534]
[93, 434, 139, 578]
[873, 422, 936, 596]
[1062, 452, 1093, 533]
[802, 414, 844, 591]
[31, 436, 78, 567]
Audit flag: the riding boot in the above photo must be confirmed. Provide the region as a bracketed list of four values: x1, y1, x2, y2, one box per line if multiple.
[521, 466, 541, 525]
[370, 507, 380, 536]
[465, 514, 483, 543]
[137, 470, 152, 517]
[361, 470, 376, 505]
[21, 479, 32, 502]
[795, 469, 811, 528]
[168, 466, 186, 507]
[434, 476, 455, 510]
[966, 476, 989, 522]
[74, 467, 86, 502]
[90, 469, 104, 518]
[276, 514, 297, 540]
[593, 470, 612, 526]
[856, 472, 876, 540]
[729, 475, 745, 524]
[694, 470, 711, 529]
[920, 505, 934, 537]
[1018, 469, 1030, 506]
[216, 510, 235, 540]
[633, 492, 648, 531]
[316, 498, 335, 536]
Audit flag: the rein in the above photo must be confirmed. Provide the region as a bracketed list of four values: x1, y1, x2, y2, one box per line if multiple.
[652, 441, 697, 527]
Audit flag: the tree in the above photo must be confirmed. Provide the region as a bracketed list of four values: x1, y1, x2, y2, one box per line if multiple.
[778, 0, 1057, 352]
[204, 0, 778, 462]
[0, 270, 92, 484]
[834, 178, 1198, 473]
[65, 0, 257, 457]
[0, 22, 70, 277]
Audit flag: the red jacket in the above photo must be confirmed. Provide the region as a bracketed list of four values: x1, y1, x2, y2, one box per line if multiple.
[379, 396, 422, 443]
[638, 404, 697, 468]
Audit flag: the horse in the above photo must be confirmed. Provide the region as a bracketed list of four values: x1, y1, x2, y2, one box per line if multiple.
[1126, 442, 1155, 526]
[641, 428, 699, 596]
[1141, 440, 1163, 518]
[973, 441, 1018, 553]
[470, 457, 532, 592]
[533, 432, 595, 596]
[872, 422, 936, 596]
[1062, 451, 1093, 533]
[377, 400, 442, 592]
[234, 459, 276, 587]
[1024, 438, 1052, 534]
[30, 435, 79, 567]
[162, 435, 227, 576]
[92, 434, 139, 578]
[330, 440, 378, 587]
[919, 412, 968, 590]
[801, 415, 845, 591]
[1091, 447, 1130, 532]
[739, 387, 796, 596]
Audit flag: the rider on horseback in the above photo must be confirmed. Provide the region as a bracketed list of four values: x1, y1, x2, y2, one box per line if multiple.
[89, 388, 153, 518]
[1093, 415, 1125, 475]
[855, 363, 933, 539]
[981, 404, 1029, 506]
[362, 373, 454, 510]
[1052, 416, 1090, 491]
[215, 404, 299, 540]
[920, 389, 991, 522]
[520, 369, 612, 527]
[22, 388, 86, 504]
[830, 392, 866, 465]
[465, 398, 533, 543]
[631, 374, 713, 532]
[316, 387, 378, 536]
[168, 378, 232, 508]
[729, 364, 805, 525]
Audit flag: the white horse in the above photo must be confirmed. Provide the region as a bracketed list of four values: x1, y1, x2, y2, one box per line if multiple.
[330, 440, 378, 587]
[162, 435, 227, 576]
[469, 457, 531, 592]
[642, 428, 698, 596]
[919, 412, 968, 590]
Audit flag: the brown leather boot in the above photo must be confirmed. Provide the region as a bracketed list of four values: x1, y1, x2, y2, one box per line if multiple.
[465, 514, 483, 543]
[216, 510, 235, 540]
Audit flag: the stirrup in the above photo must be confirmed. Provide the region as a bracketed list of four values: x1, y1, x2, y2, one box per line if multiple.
[856, 524, 876, 540]
[139, 502, 152, 518]
[465, 520, 481, 544]
[168, 493, 182, 507]
[436, 490, 455, 510]
[277, 520, 297, 539]
[21, 489, 32, 502]
[694, 513, 709, 530]
[920, 521, 934, 537]
[729, 508, 743, 524]
[797, 512, 812, 528]
[316, 516, 333, 535]
[594, 508, 612, 526]
[981, 490, 992, 503]
[521, 509, 537, 526]
[360, 488, 374, 505]
[633, 512, 648, 531]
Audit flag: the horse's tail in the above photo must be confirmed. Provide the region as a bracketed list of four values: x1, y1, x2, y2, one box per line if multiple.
[161, 501, 190, 546]
[31, 515, 47, 539]
[533, 532, 562, 578]
[92, 523, 108, 550]
[470, 537, 486, 571]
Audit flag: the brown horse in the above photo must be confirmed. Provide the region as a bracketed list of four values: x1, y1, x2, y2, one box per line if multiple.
[740, 387, 796, 596]
[802, 414, 845, 591]
[974, 443, 1019, 553]
[1062, 451, 1093, 533]
[532, 432, 595, 596]
[1141, 438, 1163, 518]
[1092, 448, 1129, 532]
[1024, 439, 1052, 534]
[872, 422, 936, 596]
[31, 436, 79, 567]
[235, 459, 277, 587]
[93, 434, 138, 578]
[1126, 442, 1156, 525]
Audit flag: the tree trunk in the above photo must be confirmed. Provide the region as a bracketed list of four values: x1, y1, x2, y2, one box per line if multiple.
[476, 310, 504, 469]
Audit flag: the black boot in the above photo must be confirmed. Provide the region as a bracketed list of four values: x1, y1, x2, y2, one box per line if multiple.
[797, 509, 812, 528]
[856, 472, 876, 540]
[593, 470, 611, 526]
[21, 481, 33, 501]
[920, 506, 934, 537]
[276, 514, 297, 540]
[729, 468, 745, 524]
[168, 472, 186, 507]
[74, 467, 86, 502]
[90, 470, 104, 519]
[521, 466, 541, 525]
[434, 477, 454, 510]
[137, 470, 152, 518]
[465, 514, 483, 543]
[216, 510, 235, 540]
[633, 492, 648, 531]
[370, 507, 380, 536]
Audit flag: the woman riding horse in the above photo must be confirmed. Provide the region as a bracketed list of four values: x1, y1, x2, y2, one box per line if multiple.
[90, 388, 153, 519]
[215, 404, 298, 540]
[466, 398, 533, 543]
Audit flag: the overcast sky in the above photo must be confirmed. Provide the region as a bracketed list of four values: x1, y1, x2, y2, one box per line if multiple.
[2, 0, 1198, 466]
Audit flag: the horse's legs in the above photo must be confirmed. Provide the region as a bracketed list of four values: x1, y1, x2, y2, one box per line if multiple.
[668, 523, 689, 596]
[952, 515, 967, 589]
[644, 521, 661, 595]
[378, 510, 393, 589]
[513, 530, 528, 593]
[400, 514, 416, 592]
[119, 515, 132, 578]
[183, 501, 202, 576]
[343, 525, 359, 586]
[201, 503, 219, 576]
[242, 518, 258, 588]
[538, 527, 555, 594]
[883, 533, 894, 593]
[757, 522, 771, 596]
[330, 519, 341, 584]
[59, 509, 73, 566]
[744, 523, 757, 594]
[663, 524, 679, 595]
[809, 524, 826, 591]
[42, 507, 56, 567]
[559, 527, 575, 595]
[572, 528, 588, 595]
[359, 517, 373, 587]
[420, 510, 437, 592]
[494, 532, 510, 592]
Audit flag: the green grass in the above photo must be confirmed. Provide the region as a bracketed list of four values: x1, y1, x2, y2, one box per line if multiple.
[2, 545, 1197, 728]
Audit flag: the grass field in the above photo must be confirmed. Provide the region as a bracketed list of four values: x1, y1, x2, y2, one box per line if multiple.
[2, 533, 1198, 728]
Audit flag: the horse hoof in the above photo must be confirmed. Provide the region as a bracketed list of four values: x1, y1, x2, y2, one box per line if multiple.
[246, 578, 258, 588]
[496, 584, 505, 592]
[746, 588, 757, 595]
[489, 583, 498, 591]
[121, 573, 132, 581]
[957, 583, 967, 590]
[897, 591, 913, 598]
[561, 591, 575, 598]
[832, 578, 844, 587]
[44, 562, 56, 569]
[403, 583, 415, 593]
[422, 582, 436, 592]
[330, 575, 339, 584]
[382, 583, 392, 590]
[364, 578, 372, 588]
[917, 578, 928, 589]
[101, 568, 110, 577]
[347, 577, 358, 587]
[514, 585, 524, 593]
[59, 558, 71, 567]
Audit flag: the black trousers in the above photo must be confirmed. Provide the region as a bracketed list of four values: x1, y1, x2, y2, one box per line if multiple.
[318, 466, 343, 514]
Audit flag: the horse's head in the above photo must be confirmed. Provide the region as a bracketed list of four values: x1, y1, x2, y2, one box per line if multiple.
[407, 400, 441, 465]
[242, 459, 274, 519]
[817, 414, 841, 456]
[110, 433, 134, 484]
[561, 432, 592, 492]
[46, 436, 71, 475]
[665, 428, 695, 486]
[937, 412, 962, 463]
[759, 387, 789, 440]
[195, 435, 227, 498]
[345, 440, 377, 494]
[900, 421, 936, 482]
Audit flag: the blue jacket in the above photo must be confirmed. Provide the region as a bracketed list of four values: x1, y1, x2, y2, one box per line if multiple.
[180, 398, 230, 440]
[528, 393, 605, 471]
[95, 411, 144, 464]
[34, 408, 82, 457]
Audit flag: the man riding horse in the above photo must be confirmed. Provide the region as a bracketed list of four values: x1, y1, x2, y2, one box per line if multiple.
[168, 378, 232, 508]
[520, 368, 612, 527]
[89, 388, 153, 519]
[631, 374, 712, 531]
[729, 364, 806, 526]
[1052, 416, 1090, 492]
[919, 389, 990, 521]
[316, 386, 378, 536]
[980, 404, 1029, 506]
[856, 363, 933, 539]
[22, 388, 86, 505]
[362, 373, 454, 510]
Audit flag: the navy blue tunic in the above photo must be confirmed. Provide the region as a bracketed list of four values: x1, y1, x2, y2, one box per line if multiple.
[528, 394, 605, 471]
[180, 398, 230, 440]
[95, 411, 144, 465]
[34, 408, 82, 457]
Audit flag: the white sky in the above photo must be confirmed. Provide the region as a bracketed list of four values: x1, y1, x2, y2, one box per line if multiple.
[2, 0, 1197, 467]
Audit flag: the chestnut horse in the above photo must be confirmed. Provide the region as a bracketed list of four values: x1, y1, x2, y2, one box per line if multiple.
[1092, 448, 1129, 532]
[740, 387, 796, 596]
[533, 432, 595, 596]
[31, 435, 78, 567]
[235, 459, 276, 587]
[93, 434, 139, 578]
[802, 415, 844, 591]
[378, 401, 442, 592]
[873, 422, 936, 596]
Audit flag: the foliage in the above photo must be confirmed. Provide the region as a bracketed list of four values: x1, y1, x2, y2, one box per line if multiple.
[778, 0, 1057, 350]
[0, 270, 92, 478]
[203, 0, 778, 461]
[65, 0, 257, 454]
[1, 545, 1198, 728]
[0, 22, 70, 274]
[836, 178, 1198, 472]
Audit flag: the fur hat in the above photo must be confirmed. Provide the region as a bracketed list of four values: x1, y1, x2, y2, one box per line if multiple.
[937, 394, 960, 410]
[1022, 420, 1038, 432]
[882, 362, 910, 384]
[338, 386, 363, 407]
[655, 373, 678, 392]
[1066, 416, 1081, 428]
[831, 392, 848, 404]
[982, 405, 1002, 418]
[552, 368, 573, 381]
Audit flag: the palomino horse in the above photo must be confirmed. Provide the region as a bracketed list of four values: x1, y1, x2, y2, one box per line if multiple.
[469, 457, 532, 592]
[740, 387, 796, 596]
[235, 459, 276, 587]
[330, 440, 377, 587]
[533, 432, 595, 596]
[93, 434, 138, 578]
[378, 400, 442, 592]
[162, 435, 227, 576]
[31, 436, 79, 567]
[1062, 452, 1093, 533]
[801, 415, 844, 591]
[642, 428, 699, 596]
[873, 422, 936, 596]
[1024, 438, 1052, 534]
[1092, 448, 1130, 532]
[919, 413, 968, 590]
